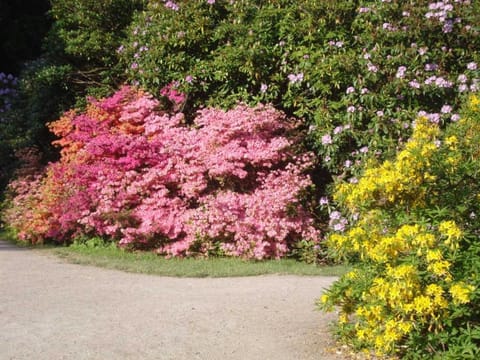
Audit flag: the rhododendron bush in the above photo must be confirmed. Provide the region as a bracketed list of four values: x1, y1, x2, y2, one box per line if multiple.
[3, 86, 319, 259]
[120, 0, 480, 182]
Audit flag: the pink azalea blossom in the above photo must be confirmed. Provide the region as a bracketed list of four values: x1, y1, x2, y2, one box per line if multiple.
[4, 86, 319, 259]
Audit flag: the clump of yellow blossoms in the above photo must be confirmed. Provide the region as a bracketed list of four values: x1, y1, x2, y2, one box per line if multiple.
[334, 116, 440, 211]
[320, 96, 480, 357]
[326, 220, 467, 354]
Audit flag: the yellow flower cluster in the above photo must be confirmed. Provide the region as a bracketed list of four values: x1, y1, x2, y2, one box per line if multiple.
[449, 282, 475, 305]
[323, 102, 480, 355]
[354, 261, 448, 353]
[462, 95, 480, 160]
[438, 220, 463, 250]
[470, 94, 480, 109]
[327, 214, 472, 354]
[326, 117, 477, 354]
[328, 219, 460, 266]
[334, 117, 440, 212]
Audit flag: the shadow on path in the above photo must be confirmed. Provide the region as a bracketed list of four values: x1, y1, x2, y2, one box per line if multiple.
[0, 240, 27, 251]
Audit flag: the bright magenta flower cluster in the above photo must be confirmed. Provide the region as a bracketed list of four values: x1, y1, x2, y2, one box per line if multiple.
[4, 86, 319, 258]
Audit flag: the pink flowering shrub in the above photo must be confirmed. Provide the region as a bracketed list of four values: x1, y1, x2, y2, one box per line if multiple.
[3, 86, 319, 258]
[2, 147, 49, 243]
[159, 82, 186, 111]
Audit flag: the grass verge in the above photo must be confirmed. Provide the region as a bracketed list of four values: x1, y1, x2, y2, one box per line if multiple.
[1, 230, 348, 277]
[53, 245, 348, 277]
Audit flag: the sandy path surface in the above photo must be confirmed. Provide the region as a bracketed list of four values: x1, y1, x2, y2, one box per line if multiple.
[0, 240, 345, 360]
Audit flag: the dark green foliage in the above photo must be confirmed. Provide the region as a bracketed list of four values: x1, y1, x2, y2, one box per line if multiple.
[46, 0, 146, 97]
[50, 0, 140, 63]
[121, 0, 359, 115]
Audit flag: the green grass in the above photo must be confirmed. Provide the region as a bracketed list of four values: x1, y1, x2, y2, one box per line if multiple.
[0, 227, 56, 249]
[0, 229, 348, 277]
[52, 245, 348, 277]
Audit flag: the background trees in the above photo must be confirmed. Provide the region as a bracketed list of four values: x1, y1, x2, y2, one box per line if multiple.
[0, 0, 51, 74]
[0, 0, 144, 195]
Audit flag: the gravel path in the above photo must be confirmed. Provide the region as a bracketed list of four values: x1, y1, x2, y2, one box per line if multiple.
[0, 240, 346, 360]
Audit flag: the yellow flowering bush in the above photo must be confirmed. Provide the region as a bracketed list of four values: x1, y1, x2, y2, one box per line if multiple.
[334, 116, 440, 212]
[320, 95, 480, 358]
